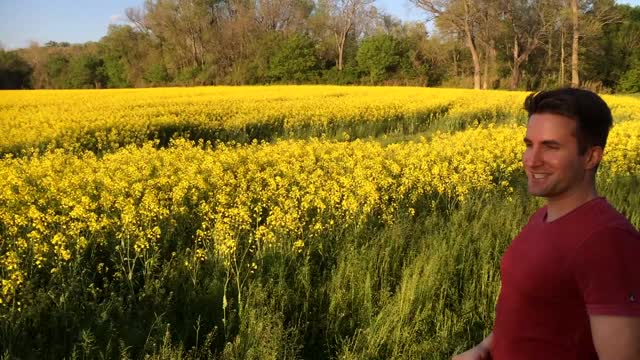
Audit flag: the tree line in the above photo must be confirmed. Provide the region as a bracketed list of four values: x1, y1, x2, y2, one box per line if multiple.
[1, 0, 639, 92]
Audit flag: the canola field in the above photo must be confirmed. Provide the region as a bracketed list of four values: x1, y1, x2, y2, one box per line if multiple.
[1, 86, 640, 359]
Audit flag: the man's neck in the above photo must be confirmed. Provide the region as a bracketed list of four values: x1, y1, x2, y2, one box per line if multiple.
[545, 187, 599, 222]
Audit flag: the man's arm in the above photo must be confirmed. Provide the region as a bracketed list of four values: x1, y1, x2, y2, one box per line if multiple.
[571, 226, 640, 359]
[590, 315, 640, 360]
[452, 332, 493, 360]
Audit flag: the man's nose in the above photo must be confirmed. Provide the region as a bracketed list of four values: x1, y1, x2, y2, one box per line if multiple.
[524, 147, 543, 167]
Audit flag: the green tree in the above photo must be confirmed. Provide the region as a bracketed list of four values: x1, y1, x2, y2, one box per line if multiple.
[44, 41, 71, 48]
[618, 59, 640, 93]
[269, 34, 320, 82]
[356, 34, 401, 83]
[227, 32, 283, 85]
[0, 50, 33, 89]
[66, 54, 107, 88]
[100, 57, 128, 88]
[100, 24, 155, 87]
[412, 0, 486, 89]
[585, 4, 640, 91]
[392, 22, 444, 86]
[143, 63, 171, 86]
[46, 54, 70, 88]
[321, 0, 375, 71]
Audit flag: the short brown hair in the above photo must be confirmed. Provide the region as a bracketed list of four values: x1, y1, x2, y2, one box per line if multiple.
[524, 88, 613, 154]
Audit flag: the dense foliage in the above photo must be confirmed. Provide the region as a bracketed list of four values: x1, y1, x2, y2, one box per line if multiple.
[2, 1, 639, 92]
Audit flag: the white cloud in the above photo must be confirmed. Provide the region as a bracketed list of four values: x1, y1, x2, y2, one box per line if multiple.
[109, 14, 127, 24]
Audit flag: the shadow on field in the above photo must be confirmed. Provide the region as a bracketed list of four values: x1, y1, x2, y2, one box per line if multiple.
[0, 104, 529, 159]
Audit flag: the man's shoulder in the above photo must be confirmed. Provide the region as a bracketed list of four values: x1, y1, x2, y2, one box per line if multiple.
[574, 199, 640, 253]
[588, 198, 638, 234]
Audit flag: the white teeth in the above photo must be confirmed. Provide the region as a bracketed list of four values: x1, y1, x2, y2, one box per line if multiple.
[533, 174, 547, 179]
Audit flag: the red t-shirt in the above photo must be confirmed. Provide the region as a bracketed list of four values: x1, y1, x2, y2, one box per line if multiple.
[492, 197, 640, 360]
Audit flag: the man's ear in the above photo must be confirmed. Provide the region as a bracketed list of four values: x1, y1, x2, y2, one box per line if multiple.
[584, 146, 604, 170]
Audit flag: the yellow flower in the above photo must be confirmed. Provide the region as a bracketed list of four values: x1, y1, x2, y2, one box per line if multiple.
[292, 240, 305, 253]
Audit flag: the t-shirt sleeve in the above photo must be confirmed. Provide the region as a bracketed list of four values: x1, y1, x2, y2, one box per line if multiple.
[571, 226, 640, 316]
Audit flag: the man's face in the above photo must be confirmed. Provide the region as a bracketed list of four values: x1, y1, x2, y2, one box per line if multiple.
[523, 113, 590, 200]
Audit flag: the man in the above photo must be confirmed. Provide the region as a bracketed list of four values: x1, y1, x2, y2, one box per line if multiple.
[453, 88, 640, 360]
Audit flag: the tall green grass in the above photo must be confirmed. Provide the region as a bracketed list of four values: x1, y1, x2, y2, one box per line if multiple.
[3, 173, 637, 359]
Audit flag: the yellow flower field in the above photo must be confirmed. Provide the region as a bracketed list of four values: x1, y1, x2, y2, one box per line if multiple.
[1, 86, 640, 358]
[0, 86, 530, 154]
[2, 121, 640, 308]
[3, 86, 637, 156]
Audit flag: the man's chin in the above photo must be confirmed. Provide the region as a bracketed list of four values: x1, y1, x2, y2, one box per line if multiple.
[527, 186, 550, 198]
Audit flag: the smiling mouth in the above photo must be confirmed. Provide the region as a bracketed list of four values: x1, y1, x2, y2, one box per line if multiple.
[532, 173, 549, 179]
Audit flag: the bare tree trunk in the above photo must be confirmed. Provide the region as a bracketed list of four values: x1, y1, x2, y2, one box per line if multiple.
[482, 41, 496, 90]
[453, 50, 458, 76]
[511, 35, 540, 90]
[547, 28, 553, 69]
[336, 31, 347, 71]
[190, 32, 198, 67]
[413, 0, 482, 88]
[331, 0, 369, 72]
[482, 48, 489, 90]
[560, 25, 565, 85]
[489, 40, 497, 88]
[480, 0, 497, 90]
[571, 0, 579, 87]
[463, 1, 481, 89]
[510, 38, 520, 89]
[468, 38, 481, 89]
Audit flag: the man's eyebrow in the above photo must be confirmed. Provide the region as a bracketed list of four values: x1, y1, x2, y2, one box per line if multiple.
[522, 138, 562, 146]
[541, 140, 561, 146]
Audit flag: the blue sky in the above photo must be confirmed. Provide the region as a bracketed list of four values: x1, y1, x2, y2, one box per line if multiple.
[1, 0, 638, 49]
